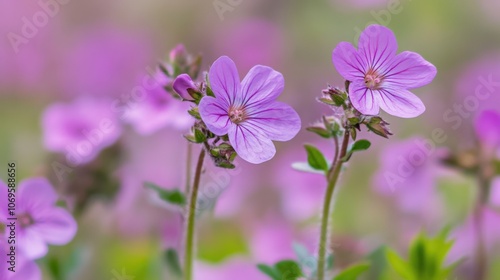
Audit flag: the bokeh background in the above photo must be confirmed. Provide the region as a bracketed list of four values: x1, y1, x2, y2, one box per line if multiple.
[1, 0, 500, 279]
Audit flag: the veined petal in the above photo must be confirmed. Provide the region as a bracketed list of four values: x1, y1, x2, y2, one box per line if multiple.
[31, 207, 77, 245]
[245, 102, 301, 141]
[377, 86, 426, 118]
[17, 178, 58, 214]
[349, 82, 380, 115]
[382, 51, 437, 89]
[228, 125, 276, 164]
[199, 96, 232, 136]
[208, 56, 240, 106]
[358, 25, 397, 72]
[332, 42, 366, 81]
[240, 65, 284, 106]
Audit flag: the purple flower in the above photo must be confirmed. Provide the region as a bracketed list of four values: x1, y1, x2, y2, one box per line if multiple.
[474, 110, 500, 149]
[173, 73, 197, 101]
[42, 98, 122, 165]
[199, 56, 301, 164]
[332, 25, 437, 118]
[0, 178, 77, 259]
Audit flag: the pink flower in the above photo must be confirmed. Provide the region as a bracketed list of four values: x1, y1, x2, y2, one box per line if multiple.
[199, 56, 301, 164]
[173, 73, 197, 101]
[1, 178, 77, 260]
[42, 98, 122, 165]
[474, 110, 500, 149]
[123, 70, 193, 135]
[195, 257, 267, 280]
[332, 25, 436, 118]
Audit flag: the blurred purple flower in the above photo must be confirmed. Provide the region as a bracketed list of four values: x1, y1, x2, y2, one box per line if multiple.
[124, 70, 193, 135]
[490, 178, 500, 208]
[0, 242, 41, 280]
[213, 20, 284, 70]
[173, 74, 197, 101]
[450, 207, 500, 262]
[195, 257, 267, 280]
[372, 138, 443, 214]
[61, 28, 152, 97]
[42, 98, 122, 165]
[199, 56, 301, 164]
[0, 178, 77, 260]
[332, 25, 436, 118]
[474, 110, 500, 149]
[455, 53, 500, 114]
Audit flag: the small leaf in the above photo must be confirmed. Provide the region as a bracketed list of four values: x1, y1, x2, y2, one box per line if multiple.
[304, 144, 328, 171]
[165, 248, 183, 277]
[334, 263, 370, 280]
[275, 260, 303, 279]
[318, 97, 336, 105]
[307, 126, 332, 138]
[194, 129, 206, 143]
[144, 182, 186, 206]
[257, 264, 280, 280]
[352, 139, 371, 152]
[291, 162, 327, 175]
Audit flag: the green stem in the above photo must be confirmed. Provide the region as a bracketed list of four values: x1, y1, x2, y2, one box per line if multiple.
[185, 143, 193, 194]
[183, 148, 206, 280]
[317, 130, 350, 280]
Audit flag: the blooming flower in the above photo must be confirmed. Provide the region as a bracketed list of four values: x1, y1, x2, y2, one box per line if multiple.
[199, 56, 301, 164]
[42, 98, 122, 165]
[0, 178, 77, 259]
[123, 70, 193, 135]
[332, 25, 437, 118]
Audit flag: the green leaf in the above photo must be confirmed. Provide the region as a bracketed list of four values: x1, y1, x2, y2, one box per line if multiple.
[257, 264, 280, 280]
[351, 139, 371, 151]
[291, 162, 326, 175]
[144, 182, 186, 206]
[307, 126, 332, 138]
[194, 129, 206, 143]
[275, 260, 303, 279]
[334, 263, 370, 280]
[386, 249, 413, 279]
[164, 248, 183, 277]
[304, 144, 329, 171]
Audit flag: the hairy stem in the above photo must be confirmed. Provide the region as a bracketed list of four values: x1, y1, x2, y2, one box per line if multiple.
[317, 130, 350, 280]
[183, 148, 206, 280]
[185, 143, 193, 193]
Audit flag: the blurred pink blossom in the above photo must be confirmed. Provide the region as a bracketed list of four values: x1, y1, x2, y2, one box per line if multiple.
[195, 257, 267, 280]
[42, 98, 122, 165]
[474, 110, 500, 150]
[0, 178, 77, 260]
[123, 70, 193, 135]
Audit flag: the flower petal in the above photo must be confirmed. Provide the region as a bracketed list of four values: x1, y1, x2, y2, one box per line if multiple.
[199, 96, 232, 136]
[245, 102, 301, 141]
[31, 207, 77, 245]
[377, 86, 426, 118]
[382, 51, 437, 89]
[240, 65, 284, 106]
[358, 24, 397, 72]
[17, 178, 58, 214]
[17, 227, 49, 259]
[228, 124, 276, 164]
[173, 73, 196, 100]
[332, 42, 366, 81]
[209, 56, 240, 106]
[348, 82, 380, 115]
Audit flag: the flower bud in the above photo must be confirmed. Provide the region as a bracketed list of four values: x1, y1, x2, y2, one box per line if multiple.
[364, 116, 393, 138]
[173, 74, 198, 101]
[169, 44, 188, 65]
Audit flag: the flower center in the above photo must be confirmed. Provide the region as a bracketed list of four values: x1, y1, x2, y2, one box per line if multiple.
[228, 106, 247, 124]
[364, 69, 383, 90]
[18, 213, 34, 228]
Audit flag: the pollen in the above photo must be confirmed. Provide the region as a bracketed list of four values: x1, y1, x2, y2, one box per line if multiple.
[364, 69, 384, 90]
[228, 106, 247, 124]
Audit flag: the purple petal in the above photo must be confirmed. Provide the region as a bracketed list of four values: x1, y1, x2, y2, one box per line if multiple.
[474, 110, 500, 148]
[209, 56, 240, 106]
[358, 24, 398, 71]
[245, 102, 301, 141]
[31, 207, 77, 245]
[199, 96, 232, 136]
[382, 51, 437, 89]
[10, 254, 42, 280]
[228, 125, 276, 164]
[332, 42, 366, 81]
[240, 65, 284, 106]
[17, 178, 58, 214]
[173, 73, 196, 100]
[17, 228, 48, 259]
[376, 86, 426, 118]
[348, 82, 380, 115]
